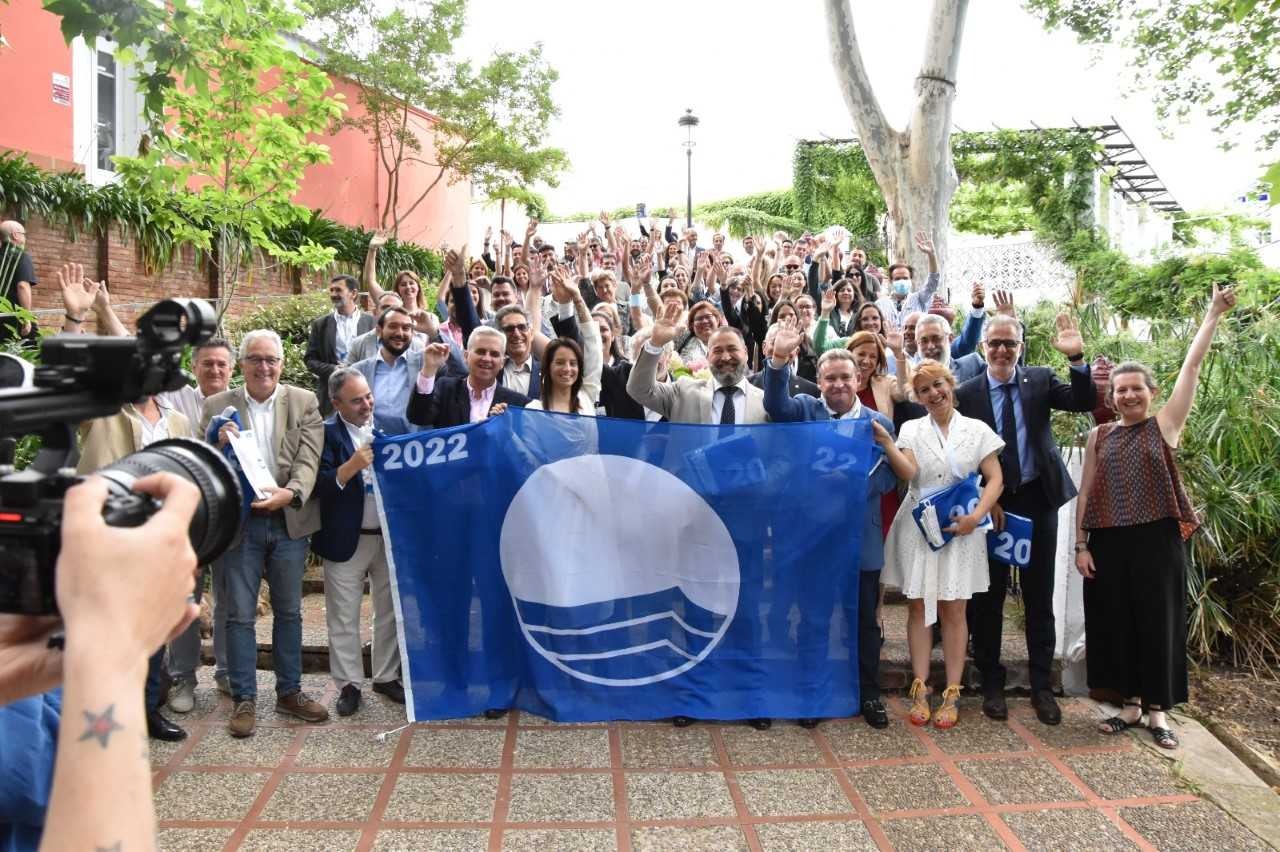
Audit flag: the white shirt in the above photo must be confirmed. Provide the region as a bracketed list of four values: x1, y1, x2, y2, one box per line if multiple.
[338, 414, 379, 529]
[709, 379, 749, 425]
[157, 384, 205, 432]
[244, 386, 279, 475]
[502, 357, 533, 397]
[133, 402, 171, 448]
[333, 308, 361, 360]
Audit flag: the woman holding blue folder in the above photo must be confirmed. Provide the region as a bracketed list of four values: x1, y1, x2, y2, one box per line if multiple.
[880, 361, 1005, 729]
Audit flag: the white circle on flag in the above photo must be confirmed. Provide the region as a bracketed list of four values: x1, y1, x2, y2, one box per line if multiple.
[499, 455, 740, 687]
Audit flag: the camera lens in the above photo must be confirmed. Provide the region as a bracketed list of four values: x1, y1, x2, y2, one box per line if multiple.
[94, 438, 243, 564]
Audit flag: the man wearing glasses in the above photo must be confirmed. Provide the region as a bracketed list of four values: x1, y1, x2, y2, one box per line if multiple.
[202, 329, 327, 738]
[955, 314, 1095, 728]
[0, 220, 37, 341]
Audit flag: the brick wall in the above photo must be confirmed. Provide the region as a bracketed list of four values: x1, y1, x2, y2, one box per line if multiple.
[20, 213, 312, 333]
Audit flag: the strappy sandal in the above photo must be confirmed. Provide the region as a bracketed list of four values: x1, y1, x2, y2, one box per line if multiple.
[1149, 726, 1179, 749]
[933, 684, 962, 729]
[1098, 701, 1143, 735]
[908, 678, 932, 727]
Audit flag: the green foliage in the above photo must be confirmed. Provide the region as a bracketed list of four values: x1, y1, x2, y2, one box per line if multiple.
[792, 142, 886, 252]
[1024, 0, 1280, 150]
[0, 154, 443, 294]
[948, 181, 1037, 236]
[311, 0, 566, 234]
[226, 290, 329, 389]
[108, 0, 345, 322]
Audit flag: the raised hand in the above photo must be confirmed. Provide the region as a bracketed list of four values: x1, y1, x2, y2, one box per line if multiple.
[1051, 312, 1084, 358]
[820, 287, 837, 316]
[992, 289, 1016, 318]
[913, 231, 936, 255]
[93, 279, 112, 312]
[483, 225, 493, 242]
[57, 262, 99, 317]
[630, 256, 653, 288]
[421, 341, 451, 376]
[599, 210, 611, 228]
[884, 325, 905, 357]
[410, 308, 438, 337]
[369, 231, 390, 249]
[577, 230, 590, 253]
[447, 246, 468, 282]
[1210, 282, 1237, 316]
[549, 263, 576, 305]
[650, 300, 683, 348]
[525, 218, 538, 240]
[970, 280, 985, 308]
[771, 316, 803, 362]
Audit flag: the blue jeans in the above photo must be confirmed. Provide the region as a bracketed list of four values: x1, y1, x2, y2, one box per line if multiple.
[219, 513, 310, 701]
[169, 565, 227, 683]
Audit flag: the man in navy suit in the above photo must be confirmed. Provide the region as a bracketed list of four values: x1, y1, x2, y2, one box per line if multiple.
[406, 326, 530, 429]
[764, 320, 900, 730]
[955, 314, 1095, 726]
[311, 368, 403, 716]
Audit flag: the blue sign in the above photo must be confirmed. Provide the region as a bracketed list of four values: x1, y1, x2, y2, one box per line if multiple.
[987, 512, 1033, 568]
[374, 408, 879, 723]
[910, 473, 992, 552]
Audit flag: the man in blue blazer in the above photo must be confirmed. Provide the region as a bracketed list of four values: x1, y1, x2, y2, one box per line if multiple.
[955, 314, 1095, 726]
[311, 368, 403, 717]
[763, 319, 899, 730]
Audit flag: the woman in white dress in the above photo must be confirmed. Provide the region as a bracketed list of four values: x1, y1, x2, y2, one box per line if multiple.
[879, 360, 1005, 729]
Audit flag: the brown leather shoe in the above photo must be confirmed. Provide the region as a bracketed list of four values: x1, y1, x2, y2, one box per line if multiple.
[276, 690, 329, 723]
[228, 700, 256, 738]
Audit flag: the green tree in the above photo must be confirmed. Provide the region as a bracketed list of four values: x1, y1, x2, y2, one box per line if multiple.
[1024, 0, 1280, 201]
[108, 0, 345, 323]
[311, 0, 566, 236]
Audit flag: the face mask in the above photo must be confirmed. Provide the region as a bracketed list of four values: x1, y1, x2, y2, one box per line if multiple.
[893, 280, 910, 297]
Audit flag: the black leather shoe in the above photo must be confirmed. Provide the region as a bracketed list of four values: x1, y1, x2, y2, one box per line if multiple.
[748, 717, 772, 731]
[337, 684, 361, 717]
[1031, 690, 1062, 725]
[483, 708, 508, 720]
[798, 718, 821, 729]
[147, 710, 188, 742]
[671, 715, 695, 728]
[861, 699, 890, 729]
[372, 680, 405, 704]
[982, 691, 1008, 721]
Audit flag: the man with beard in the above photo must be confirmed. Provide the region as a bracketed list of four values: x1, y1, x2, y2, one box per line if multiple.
[305, 274, 374, 415]
[351, 306, 459, 436]
[626, 302, 772, 733]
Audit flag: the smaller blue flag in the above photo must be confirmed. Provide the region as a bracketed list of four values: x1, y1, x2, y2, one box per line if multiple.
[987, 512, 1033, 567]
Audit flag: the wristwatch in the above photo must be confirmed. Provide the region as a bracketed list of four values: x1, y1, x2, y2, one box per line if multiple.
[1074, 541, 1089, 553]
[288, 487, 303, 509]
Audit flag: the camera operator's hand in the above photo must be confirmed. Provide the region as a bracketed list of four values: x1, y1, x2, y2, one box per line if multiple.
[0, 614, 64, 704]
[57, 474, 200, 664]
[251, 485, 293, 512]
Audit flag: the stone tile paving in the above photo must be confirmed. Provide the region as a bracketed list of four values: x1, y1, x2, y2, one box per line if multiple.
[153, 669, 1270, 851]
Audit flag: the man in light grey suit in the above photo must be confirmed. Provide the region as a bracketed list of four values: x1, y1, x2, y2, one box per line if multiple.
[627, 302, 767, 425]
[626, 301, 771, 732]
[351, 305, 467, 435]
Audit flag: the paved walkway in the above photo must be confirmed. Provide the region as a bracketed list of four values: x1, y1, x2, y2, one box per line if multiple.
[151, 671, 1273, 851]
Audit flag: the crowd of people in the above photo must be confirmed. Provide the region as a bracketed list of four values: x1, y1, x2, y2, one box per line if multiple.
[4, 211, 1235, 750]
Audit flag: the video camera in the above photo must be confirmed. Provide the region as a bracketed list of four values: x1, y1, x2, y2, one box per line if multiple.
[0, 299, 244, 615]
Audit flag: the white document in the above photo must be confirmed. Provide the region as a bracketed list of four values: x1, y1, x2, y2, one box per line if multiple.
[227, 429, 277, 500]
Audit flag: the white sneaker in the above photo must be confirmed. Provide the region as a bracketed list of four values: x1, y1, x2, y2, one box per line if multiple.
[168, 679, 195, 713]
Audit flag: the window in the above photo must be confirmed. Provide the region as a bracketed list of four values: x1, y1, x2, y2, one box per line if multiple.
[73, 38, 144, 185]
[95, 50, 118, 172]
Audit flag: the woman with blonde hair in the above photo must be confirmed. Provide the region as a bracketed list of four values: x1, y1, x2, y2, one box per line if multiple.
[1076, 284, 1236, 750]
[881, 360, 1005, 729]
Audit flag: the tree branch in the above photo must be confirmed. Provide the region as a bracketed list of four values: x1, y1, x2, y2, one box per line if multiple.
[824, 0, 897, 163]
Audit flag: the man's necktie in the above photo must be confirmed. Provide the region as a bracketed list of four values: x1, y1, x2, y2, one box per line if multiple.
[1000, 383, 1022, 490]
[718, 386, 737, 425]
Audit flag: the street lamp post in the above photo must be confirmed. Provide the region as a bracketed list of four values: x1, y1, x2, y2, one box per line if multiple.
[678, 108, 699, 229]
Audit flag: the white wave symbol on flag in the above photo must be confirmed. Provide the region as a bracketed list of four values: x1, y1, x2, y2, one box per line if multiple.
[500, 455, 740, 687]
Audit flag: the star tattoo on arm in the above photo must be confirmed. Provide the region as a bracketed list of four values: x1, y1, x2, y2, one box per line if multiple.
[79, 704, 124, 748]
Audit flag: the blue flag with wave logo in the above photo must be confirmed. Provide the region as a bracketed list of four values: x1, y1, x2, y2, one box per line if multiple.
[375, 408, 877, 722]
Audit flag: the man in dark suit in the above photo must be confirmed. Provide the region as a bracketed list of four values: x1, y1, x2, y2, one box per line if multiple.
[311, 368, 403, 716]
[304, 274, 374, 416]
[955, 314, 1095, 726]
[406, 326, 530, 429]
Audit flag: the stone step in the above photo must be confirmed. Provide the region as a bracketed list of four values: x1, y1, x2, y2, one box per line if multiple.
[214, 593, 1059, 693]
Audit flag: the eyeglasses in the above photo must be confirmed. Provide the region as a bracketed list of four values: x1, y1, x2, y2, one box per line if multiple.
[692, 313, 718, 325]
[784, 264, 800, 271]
[797, 305, 815, 313]
[500, 323, 529, 335]
[243, 355, 282, 367]
[986, 338, 1021, 351]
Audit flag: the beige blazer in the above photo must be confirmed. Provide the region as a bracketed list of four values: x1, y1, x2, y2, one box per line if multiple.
[200, 384, 324, 539]
[626, 347, 768, 424]
[77, 404, 192, 475]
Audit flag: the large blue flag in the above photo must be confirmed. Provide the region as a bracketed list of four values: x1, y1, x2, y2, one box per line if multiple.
[375, 408, 878, 722]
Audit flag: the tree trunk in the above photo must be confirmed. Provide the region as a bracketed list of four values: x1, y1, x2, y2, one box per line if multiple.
[825, 0, 967, 286]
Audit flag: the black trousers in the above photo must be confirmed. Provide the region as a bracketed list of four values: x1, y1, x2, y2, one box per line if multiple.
[969, 482, 1058, 694]
[858, 569, 883, 701]
[1083, 519, 1188, 708]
